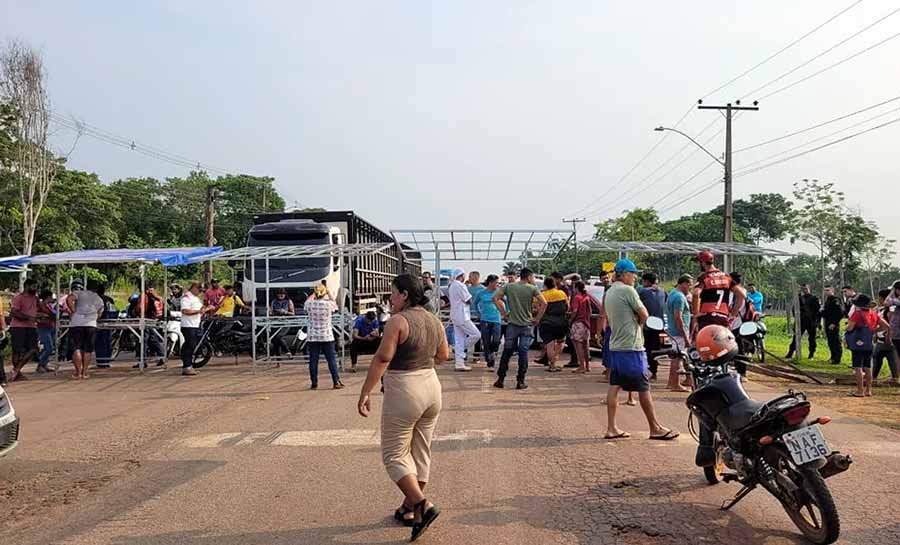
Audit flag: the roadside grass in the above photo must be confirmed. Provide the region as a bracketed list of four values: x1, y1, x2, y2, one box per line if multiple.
[760, 316, 898, 380]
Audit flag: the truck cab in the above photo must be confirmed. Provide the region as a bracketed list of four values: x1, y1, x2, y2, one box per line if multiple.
[243, 219, 346, 309]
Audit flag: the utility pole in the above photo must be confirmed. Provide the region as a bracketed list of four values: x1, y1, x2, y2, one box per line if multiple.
[562, 217, 586, 275]
[697, 100, 759, 273]
[204, 183, 217, 284]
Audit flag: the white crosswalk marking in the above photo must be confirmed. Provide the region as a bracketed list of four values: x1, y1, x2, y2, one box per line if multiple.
[182, 429, 496, 448]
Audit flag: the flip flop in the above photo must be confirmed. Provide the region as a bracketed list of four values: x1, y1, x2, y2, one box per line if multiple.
[847, 392, 865, 398]
[603, 431, 631, 440]
[649, 429, 680, 441]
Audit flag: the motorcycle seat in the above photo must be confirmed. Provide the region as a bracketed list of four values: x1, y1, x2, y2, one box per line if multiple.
[718, 398, 764, 432]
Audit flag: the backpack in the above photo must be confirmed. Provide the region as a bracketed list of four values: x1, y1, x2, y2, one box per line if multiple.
[845, 312, 875, 352]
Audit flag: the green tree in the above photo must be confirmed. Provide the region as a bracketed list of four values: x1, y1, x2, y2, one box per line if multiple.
[109, 177, 179, 246]
[713, 193, 795, 244]
[33, 169, 122, 253]
[790, 179, 845, 289]
[594, 207, 664, 241]
[213, 174, 285, 249]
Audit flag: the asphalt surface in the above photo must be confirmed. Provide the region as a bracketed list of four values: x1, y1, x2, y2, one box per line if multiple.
[2, 356, 899, 545]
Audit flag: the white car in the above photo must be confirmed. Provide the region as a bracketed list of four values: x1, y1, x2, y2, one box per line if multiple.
[0, 385, 20, 458]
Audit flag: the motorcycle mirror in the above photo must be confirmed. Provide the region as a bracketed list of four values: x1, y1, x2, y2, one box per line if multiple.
[739, 322, 759, 336]
[645, 316, 665, 331]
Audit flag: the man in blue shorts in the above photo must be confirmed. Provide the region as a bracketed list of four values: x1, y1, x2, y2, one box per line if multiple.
[603, 258, 679, 441]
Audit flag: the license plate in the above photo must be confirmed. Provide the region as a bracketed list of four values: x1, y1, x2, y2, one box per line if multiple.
[782, 425, 829, 465]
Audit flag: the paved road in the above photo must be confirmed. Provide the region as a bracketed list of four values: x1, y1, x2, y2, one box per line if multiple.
[2, 358, 899, 545]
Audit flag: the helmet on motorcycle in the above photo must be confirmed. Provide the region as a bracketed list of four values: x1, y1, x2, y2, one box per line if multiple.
[694, 250, 715, 264]
[695, 325, 738, 365]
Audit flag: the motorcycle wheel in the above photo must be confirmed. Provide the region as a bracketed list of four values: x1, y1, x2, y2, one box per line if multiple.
[770, 447, 841, 545]
[758, 339, 766, 363]
[703, 432, 727, 485]
[193, 343, 213, 368]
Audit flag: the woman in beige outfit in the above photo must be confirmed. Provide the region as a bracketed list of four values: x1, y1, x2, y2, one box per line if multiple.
[358, 273, 448, 542]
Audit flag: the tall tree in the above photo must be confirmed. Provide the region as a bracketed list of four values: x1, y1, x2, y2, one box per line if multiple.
[34, 169, 122, 253]
[109, 177, 178, 246]
[716, 193, 795, 244]
[0, 40, 58, 268]
[594, 208, 664, 241]
[790, 179, 848, 290]
[213, 174, 284, 249]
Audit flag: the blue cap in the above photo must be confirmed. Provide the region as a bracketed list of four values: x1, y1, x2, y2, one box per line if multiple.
[614, 258, 638, 274]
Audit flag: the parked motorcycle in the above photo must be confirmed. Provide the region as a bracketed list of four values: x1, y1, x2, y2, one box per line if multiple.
[737, 318, 768, 363]
[166, 311, 184, 359]
[646, 318, 851, 545]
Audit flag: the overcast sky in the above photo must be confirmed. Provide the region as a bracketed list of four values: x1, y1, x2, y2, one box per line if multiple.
[3, 0, 899, 267]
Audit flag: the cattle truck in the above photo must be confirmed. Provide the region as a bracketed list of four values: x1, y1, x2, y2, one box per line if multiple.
[242, 210, 421, 313]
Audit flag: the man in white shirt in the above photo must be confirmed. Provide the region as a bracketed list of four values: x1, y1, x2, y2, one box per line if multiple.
[66, 280, 106, 379]
[180, 282, 210, 376]
[449, 268, 478, 371]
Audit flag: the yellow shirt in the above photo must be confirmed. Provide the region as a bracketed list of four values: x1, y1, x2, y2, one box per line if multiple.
[216, 295, 244, 317]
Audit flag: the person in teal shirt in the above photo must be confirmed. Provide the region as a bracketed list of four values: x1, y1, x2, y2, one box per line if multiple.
[473, 274, 503, 367]
[747, 283, 764, 313]
[665, 274, 693, 392]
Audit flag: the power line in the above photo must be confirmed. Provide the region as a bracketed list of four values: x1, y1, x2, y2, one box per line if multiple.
[658, 178, 723, 216]
[734, 93, 900, 153]
[647, 161, 720, 210]
[570, 0, 866, 219]
[705, 0, 865, 100]
[584, 120, 722, 219]
[734, 114, 900, 177]
[758, 29, 900, 101]
[49, 112, 239, 175]
[569, 103, 695, 217]
[734, 103, 900, 171]
[658, 112, 900, 217]
[740, 4, 900, 101]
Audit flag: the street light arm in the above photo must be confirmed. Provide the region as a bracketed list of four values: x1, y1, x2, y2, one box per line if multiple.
[654, 126, 725, 166]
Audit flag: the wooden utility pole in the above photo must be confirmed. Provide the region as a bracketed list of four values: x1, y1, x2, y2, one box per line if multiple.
[697, 100, 759, 272]
[562, 218, 586, 275]
[204, 183, 216, 284]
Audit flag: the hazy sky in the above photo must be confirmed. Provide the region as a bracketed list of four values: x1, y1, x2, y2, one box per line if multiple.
[3, 0, 899, 265]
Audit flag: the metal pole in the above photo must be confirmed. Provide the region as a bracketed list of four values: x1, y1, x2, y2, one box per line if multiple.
[434, 249, 441, 316]
[55, 267, 60, 373]
[251, 256, 257, 368]
[341, 246, 347, 368]
[265, 255, 271, 365]
[162, 267, 168, 365]
[139, 264, 146, 372]
[723, 104, 733, 273]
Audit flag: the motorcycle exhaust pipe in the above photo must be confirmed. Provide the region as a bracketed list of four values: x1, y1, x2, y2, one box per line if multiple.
[818, 451, 852, 479]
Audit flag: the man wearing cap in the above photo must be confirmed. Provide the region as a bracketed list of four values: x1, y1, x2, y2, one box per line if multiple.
[448, 268, 478, 371]
[692, 251, 745, 337]
[603, 259, 679, 440]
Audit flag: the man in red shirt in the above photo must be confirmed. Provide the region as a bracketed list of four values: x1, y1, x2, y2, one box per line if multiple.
[692, 251, 745, 337]
[204, 279, 226, 315]
[9, 279, 46, 382]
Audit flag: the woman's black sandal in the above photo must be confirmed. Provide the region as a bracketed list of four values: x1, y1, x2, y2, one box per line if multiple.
[410, 499, 440, 542]
[394, 504, 415, 527]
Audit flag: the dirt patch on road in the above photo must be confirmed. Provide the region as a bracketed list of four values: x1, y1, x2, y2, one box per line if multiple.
[751, 374, 900, 431]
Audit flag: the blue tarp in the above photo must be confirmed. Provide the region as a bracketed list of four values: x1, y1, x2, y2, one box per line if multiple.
[3, 247, 223, 267]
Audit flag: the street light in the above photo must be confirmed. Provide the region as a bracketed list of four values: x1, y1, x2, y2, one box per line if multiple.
[654, 125, 733, 271]
[654, 126, 724, 166]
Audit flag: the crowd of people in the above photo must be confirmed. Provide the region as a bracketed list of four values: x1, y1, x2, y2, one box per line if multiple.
[791, 281, 900, 396]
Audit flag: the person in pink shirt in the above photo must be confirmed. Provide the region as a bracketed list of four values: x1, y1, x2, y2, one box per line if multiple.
[9, 279, 45, 382]
[204, 279, 226, 315]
